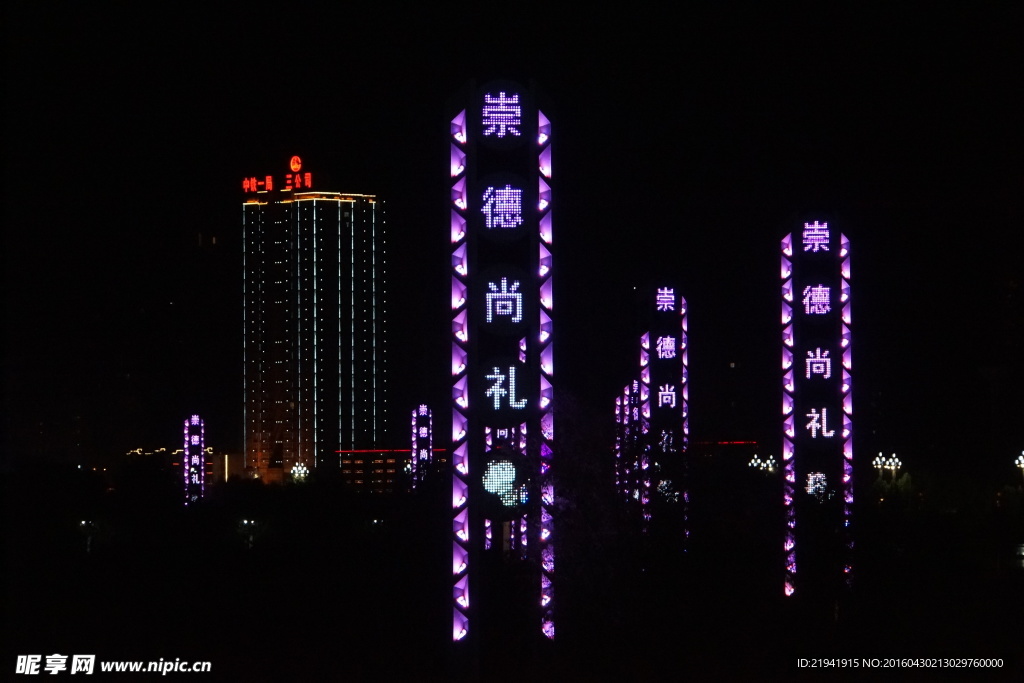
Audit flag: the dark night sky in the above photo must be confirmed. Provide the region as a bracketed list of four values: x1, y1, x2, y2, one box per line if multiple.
[4, 5, 1022, 482]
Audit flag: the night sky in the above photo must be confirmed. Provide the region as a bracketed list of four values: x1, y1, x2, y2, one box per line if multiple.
[5, 5, 1022, 479]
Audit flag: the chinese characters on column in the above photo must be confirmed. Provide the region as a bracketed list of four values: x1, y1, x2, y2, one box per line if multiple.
[481, 185, 524, 229]
[481, 92, 522, 138]
[485, 366, 528, 410]
[485, 278, 523, 323]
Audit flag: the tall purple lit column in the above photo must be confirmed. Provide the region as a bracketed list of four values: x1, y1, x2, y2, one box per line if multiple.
[184, 415, 205, 505]
[781, 222, 852, 597]
[450, 81, 555, 643]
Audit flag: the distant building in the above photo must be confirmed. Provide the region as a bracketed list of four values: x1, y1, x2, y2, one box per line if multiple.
[337, 448, 404, 493]
[242, 156, 387, 483]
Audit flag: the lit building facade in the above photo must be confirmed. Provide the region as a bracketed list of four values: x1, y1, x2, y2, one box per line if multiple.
[449, 81, 556, 644]
[780, 221, 853, 598]
[243, 156, 386, 483]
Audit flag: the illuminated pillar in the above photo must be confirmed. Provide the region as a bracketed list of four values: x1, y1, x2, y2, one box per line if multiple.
[184, 414, 205, 506]
[646, 288, 689, 535]
[411, 405, 433, 489]
[781, 222, 852, 597]
[450, 81, 555, 643]
[614, 288, 689, 536]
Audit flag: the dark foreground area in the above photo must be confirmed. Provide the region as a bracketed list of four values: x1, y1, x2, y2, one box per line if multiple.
[4, 458, 1023, 682]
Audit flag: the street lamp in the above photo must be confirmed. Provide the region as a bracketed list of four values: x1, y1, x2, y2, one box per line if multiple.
[873, 453, 886, 476]
[1015, 452, 1024, 485]
[748, 454, 778, 474]
[884, 454, 902, 478]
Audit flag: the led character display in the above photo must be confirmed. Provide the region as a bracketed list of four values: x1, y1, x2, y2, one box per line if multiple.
[481, 92, 522, 138]
[486, 278, 523, 323]
[805, 408, 836, 438]
[485, 366, 528, 410]
[802, 285, 831, 315]
[802, 221, 830, 252]
[655, 288, 676, 311]
[658, 384, 677, 409]
[655, 336, 677, 359]
[481, 185, 524, 229]
[805, 348, 832, 379]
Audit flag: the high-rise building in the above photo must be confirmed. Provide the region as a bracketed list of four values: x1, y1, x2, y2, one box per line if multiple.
[242, 156, 386, 483]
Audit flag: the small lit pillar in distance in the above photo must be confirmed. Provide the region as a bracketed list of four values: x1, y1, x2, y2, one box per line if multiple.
[411, 405, 433, 489]
[184, 415, 206, 505]
[781, 222, 852, 597]
[646, 287, 689, 536]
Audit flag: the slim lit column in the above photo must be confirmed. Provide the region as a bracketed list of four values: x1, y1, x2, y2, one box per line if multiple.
[781, 221, 852, 597]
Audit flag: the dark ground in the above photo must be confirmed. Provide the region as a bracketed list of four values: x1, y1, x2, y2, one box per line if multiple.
[4, 447, 1022, 682]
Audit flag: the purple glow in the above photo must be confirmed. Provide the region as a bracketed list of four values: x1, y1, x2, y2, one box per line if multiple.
[451, 211, 467, 244]
[539, 144, 552, 178]
[539, 212, 552, 244]
[452, 244, 468, 276]
[540, 278, 553, 310]
[452, 542, 469, 575]
[451, 277, 467, 311]
[450, 144, 467, 177]
[452, 443, 468, 474]
[453, 376, 468, 409]
[454, 575, 470, 608]
[451, 109, 467, 144]
[538, 177, 551, 211]
[538, 110, 551, 145]
[451, 177, 467, 211]
[451, 477, 468, 509]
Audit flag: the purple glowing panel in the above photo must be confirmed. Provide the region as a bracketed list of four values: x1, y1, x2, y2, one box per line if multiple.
[486, 278, 523, 323]
[481, 185, 523, 229]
